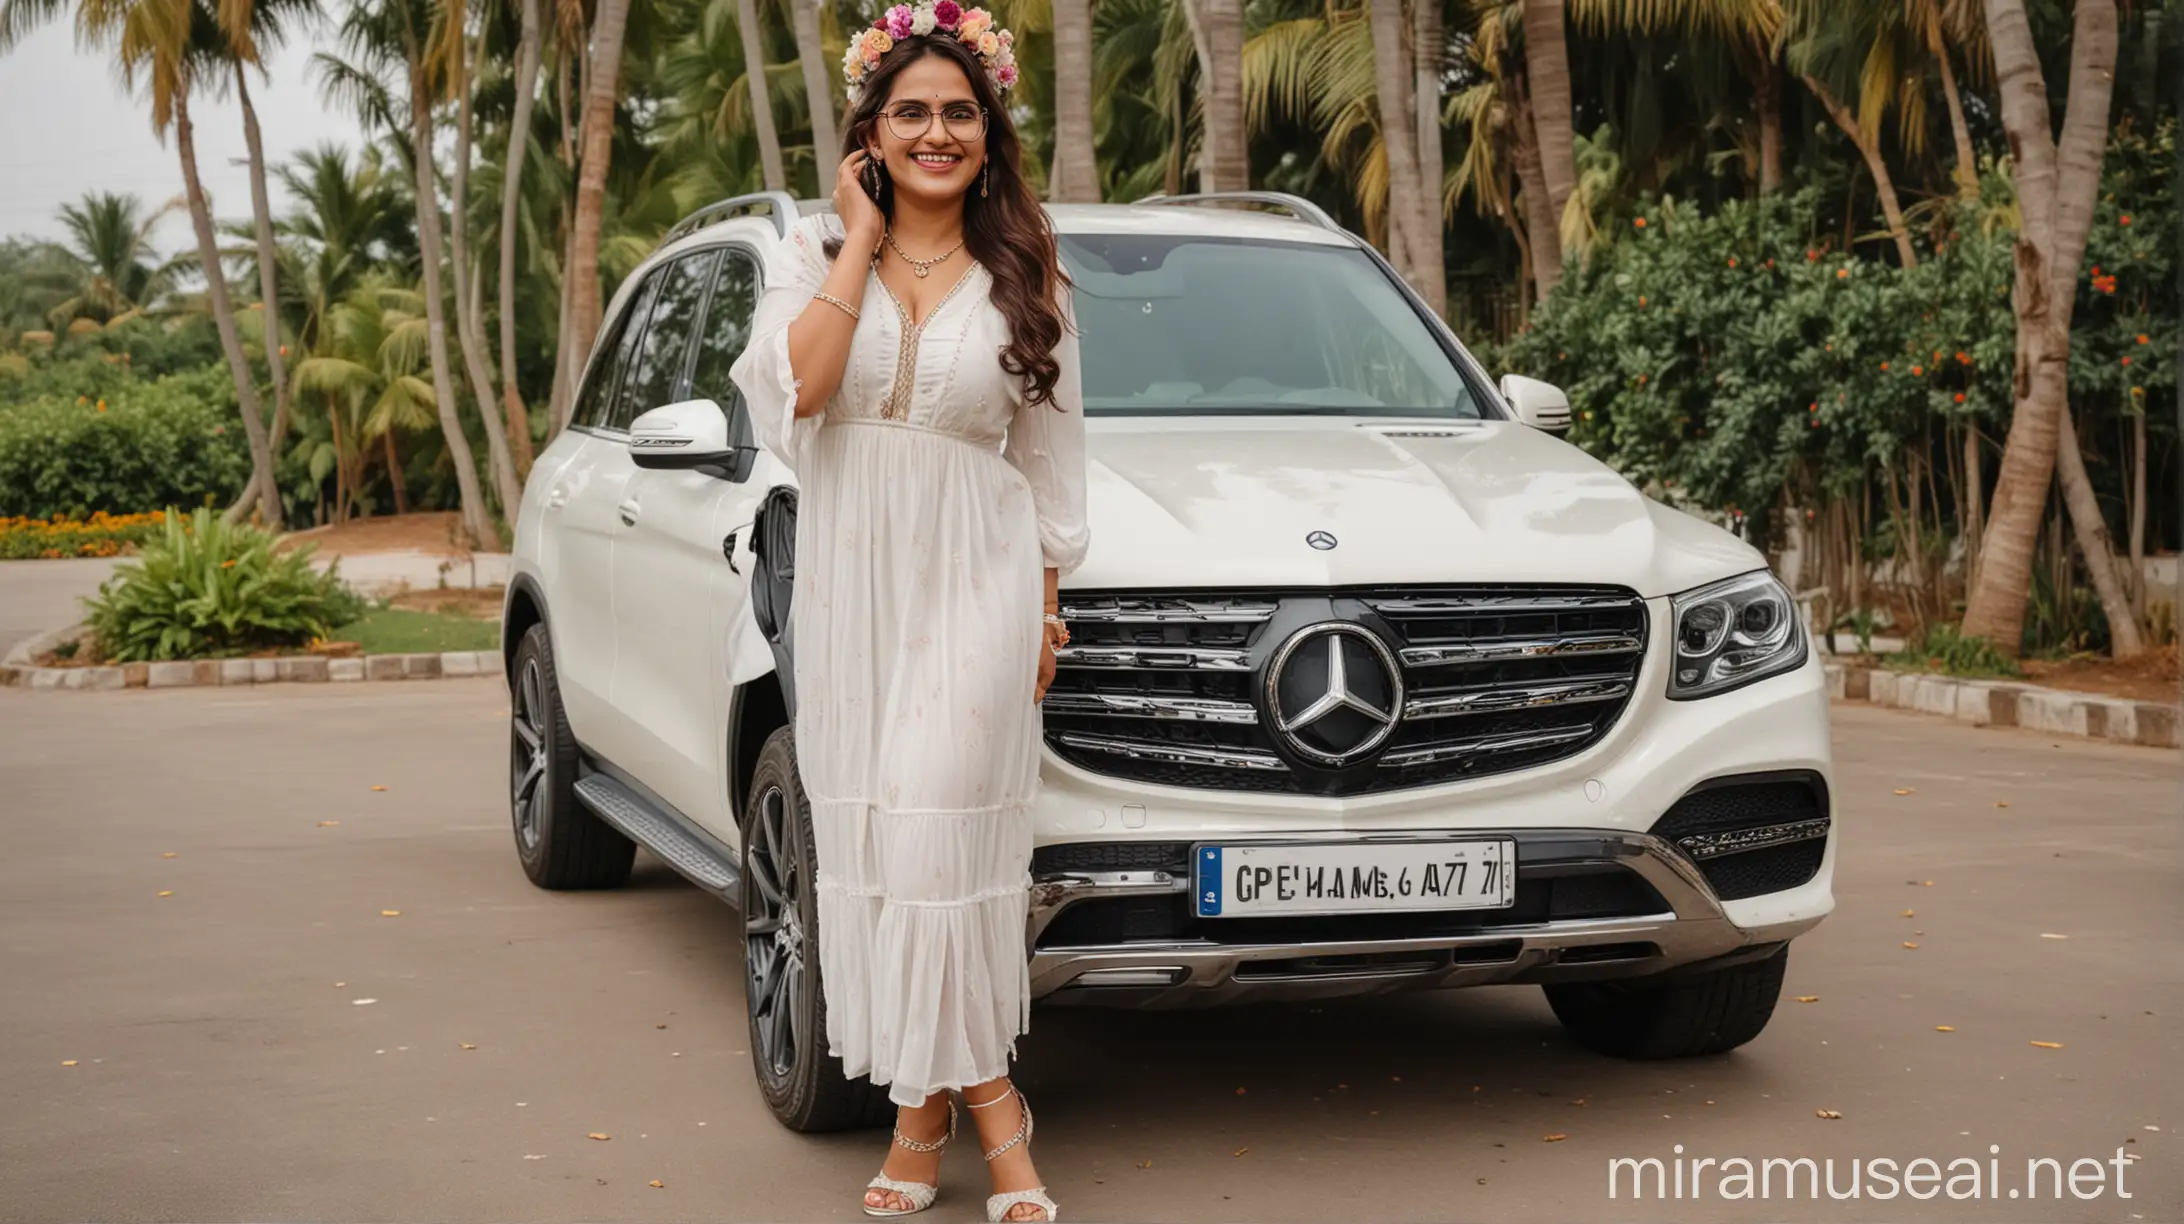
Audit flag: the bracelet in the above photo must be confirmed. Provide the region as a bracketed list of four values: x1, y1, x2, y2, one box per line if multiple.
[811, 291, 859, 321]
[1042, 612, 1070, 647]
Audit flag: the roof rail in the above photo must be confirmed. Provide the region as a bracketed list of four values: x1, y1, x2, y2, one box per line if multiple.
[1132, 191, 1343, 233]
[660, 191, 803, 246]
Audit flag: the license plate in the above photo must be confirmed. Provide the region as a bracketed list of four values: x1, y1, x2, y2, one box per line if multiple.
[1194, 839, 1516, 918]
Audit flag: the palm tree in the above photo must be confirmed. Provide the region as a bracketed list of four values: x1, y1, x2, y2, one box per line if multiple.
[1181, 0, 1247, 191]
[291, 277, 439, 522]
[1960, 0, 2136, 656]
[39, 191, 180, 328]
[563, 0, 638, 427]
[734, 0, 785, 191]
[1519, 0, 1574, 291]
[1049, 0, 1100, 201]
[319, 0, 500, 547]
[790, 0, 838, 181]
[1367, 0, 1434, 304]
[0, 0, 288, 525]
[498, 0, 544, 474]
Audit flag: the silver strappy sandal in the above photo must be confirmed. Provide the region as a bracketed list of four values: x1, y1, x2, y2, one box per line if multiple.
[864, 1097, 957, 1217]
[971, 1085, 1059, 1223]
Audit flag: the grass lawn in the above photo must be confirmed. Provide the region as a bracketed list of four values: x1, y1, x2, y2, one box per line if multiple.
[330, 606, 500, 655]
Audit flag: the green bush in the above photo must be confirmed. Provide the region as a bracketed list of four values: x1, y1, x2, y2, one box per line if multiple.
[0, 366, 251, 518]
[1886, 623, 2022, 679]
[82, 508, 365, 662]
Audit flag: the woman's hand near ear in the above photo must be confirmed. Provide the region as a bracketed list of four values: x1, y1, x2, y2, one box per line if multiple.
[833, 148, 886, 259]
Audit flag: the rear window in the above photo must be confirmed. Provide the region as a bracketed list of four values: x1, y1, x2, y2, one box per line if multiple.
[1058, 233, 1486, 418]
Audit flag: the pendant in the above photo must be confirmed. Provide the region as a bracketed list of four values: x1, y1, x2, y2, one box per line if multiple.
[915, 265, 930, 278]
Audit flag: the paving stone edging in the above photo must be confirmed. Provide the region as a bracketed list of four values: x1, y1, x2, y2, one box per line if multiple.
[1823, 662, 2179, 749]
[1, 625, 503, 691]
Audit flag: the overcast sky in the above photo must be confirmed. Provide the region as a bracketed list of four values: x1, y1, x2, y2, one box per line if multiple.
[0, 20, 352, 253]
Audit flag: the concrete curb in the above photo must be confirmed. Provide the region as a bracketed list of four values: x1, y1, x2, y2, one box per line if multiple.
[1, 628, 503, 692]
[1824, 662, 2179, 749]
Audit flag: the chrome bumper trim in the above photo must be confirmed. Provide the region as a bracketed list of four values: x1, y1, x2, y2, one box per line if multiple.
[1399, 632, 1644, 667]
[1024, 829, 1820, 1007]
[1402, 678, 1632, 721]
[1050, 732, 1287, 771]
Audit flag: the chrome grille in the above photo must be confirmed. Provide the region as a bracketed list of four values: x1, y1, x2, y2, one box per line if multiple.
[1043, 586, 1648, 796]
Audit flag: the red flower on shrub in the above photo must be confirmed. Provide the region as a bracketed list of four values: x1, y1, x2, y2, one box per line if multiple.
[2120, 215, 2133, 226]
[2094, 274, 2117, 294]
[1634, 217, 1647, 229]
[1954, 393, 1966, 403]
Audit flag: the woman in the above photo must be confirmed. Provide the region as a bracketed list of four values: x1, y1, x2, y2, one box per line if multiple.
[728, 4, 1086, 1221]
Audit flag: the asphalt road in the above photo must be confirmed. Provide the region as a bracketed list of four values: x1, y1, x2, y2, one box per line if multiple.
[1, 682, 2177, 1223]
[0, 558, 117, 656]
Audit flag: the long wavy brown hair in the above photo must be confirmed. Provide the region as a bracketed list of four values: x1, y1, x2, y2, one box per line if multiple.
[829, 35, 1071, 407]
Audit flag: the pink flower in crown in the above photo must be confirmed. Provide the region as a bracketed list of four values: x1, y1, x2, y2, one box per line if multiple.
[957, 8, 991, 39]
[884, 4, 914, 38]
[863, 30, 891, 62]
[997, 28, 1013, 46]
[932, 0, 962, 29]
[975, 30, 999, 56]
[995, 62, 1018, 88]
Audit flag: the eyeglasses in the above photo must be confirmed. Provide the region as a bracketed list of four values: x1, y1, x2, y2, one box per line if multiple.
[881, 102, 988, 143]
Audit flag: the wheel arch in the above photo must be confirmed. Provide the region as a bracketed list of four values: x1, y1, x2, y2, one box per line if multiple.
[729, 674, 791, 828]
[501, 573, 549, 685]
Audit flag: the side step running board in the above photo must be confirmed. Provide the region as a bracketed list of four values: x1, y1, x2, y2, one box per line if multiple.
[573, 774, 740, 900]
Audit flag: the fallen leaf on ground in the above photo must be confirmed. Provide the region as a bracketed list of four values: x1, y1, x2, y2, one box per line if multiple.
[1893, 788, 1914, 795]
[1543, 1133, 1569, 1142]
[1923, 880, 1935, 886]
[1816, 1109, 1842, 1120]
[655, 1023, 667, 1030]
[371, 785, 387, 792]
[1901, 910, 1915, 918]
[1995, 801, 2010, 808]
[2040, 933, 2069, 940]
[1935, 1025, 1955, 1032]
[460, 1043, 477, 1050]
[318, 820, 340, 827]
[161, 852, 177, 858]
[523, 1154, 546, 1161]
[60, 1060, 77, 1067]
[352, 998, 377, 1005]
[2029, 1041, 2064, 1050]
[380, 910, 401, 917]
[1232, 1148, 1248, 1157]
[1902, 942, 1920, 949]
[1137, 1160, 1152, 1169]
[1796, 995, 1819, 1003]
[649, 1180, 664, 1188]
[156, 890, 173, 897]
[1476, 1177, 1488, 1185]
[588, 1133, 612, 1141]
[1571, 1099, 1587, 1106]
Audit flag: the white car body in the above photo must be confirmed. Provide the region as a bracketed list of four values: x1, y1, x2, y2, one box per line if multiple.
[506, 195, 1833, 1027]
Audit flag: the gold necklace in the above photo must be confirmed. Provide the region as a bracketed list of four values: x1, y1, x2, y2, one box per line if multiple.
[883, 230, 965, 278]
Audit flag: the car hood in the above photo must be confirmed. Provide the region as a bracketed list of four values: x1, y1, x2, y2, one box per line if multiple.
[1072, 417, 1762, 599]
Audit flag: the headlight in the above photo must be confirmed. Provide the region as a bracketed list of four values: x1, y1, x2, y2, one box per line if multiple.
[1668, 571, 1807, 699]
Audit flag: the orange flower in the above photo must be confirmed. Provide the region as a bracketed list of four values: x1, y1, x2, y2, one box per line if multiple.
[1634, 217, 1647, 229]
[1637, 374, 1648, 385]
[1638, 295, 1648, 307]
[1911, 366, 1924, 376]
[2121, 356, 2132, 366]
[2137, 334, 2150, 345]
[1954, 393, 1966, 403]
[2120, 214, 2133, 225]
[1806, 249, 1820, 262]
[1836, 268, 1849, 279]
[1956, 351, 1970, 364]
[1727, 257, 1738, 268]
[2094, 274, 2118, 294]
[220, 559, 238, 568]
[1880, 362, 1891, 371]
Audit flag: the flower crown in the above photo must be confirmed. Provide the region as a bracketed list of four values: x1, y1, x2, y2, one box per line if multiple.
[843, 2, 1018, 107]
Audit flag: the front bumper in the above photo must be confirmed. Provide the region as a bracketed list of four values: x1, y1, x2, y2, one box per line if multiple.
[1025, 827, 1826, 1007]
[1023, 600, 1836, 1008]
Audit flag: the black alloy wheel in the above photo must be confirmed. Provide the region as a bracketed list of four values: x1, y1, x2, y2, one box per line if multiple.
[740, 727, 894, 1132]
[507, 624, 635, 889]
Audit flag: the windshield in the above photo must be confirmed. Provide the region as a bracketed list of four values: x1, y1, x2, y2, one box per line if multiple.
[1058, 233, 1487, 418]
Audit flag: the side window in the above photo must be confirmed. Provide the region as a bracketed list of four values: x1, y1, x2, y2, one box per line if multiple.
[574, 271, 658, 430]
[688, 249, 762, 438]
[611, 252, 717, 431]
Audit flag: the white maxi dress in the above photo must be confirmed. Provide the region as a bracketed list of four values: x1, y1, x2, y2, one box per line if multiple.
[730, 213, 1090, 1107]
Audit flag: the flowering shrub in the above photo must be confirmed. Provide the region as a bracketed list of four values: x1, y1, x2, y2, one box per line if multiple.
[0, 511, 167, 559]
[82, 508, 364, 662]
[0, 366, 250, 519]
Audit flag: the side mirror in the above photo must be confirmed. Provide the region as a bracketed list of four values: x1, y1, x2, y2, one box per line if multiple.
[1499, 374, 1573, 433]
[629, 399, 750, 473]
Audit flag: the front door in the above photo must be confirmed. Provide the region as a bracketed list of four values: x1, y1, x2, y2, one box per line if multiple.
[608, 247, 770, 838]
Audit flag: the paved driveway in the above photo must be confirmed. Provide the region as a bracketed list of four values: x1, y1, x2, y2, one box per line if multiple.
[0, 558, 119, 656]
[0, 686, 2176, 1222]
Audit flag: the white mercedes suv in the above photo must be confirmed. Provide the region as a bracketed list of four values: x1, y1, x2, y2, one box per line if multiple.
[502, 191, 1835, 1132]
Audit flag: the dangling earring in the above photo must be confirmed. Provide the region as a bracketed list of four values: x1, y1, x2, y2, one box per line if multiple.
[980, 161, 989, 198]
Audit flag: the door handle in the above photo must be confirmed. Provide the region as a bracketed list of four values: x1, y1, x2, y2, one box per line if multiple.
[722, 529, 740, 574]
[617, 498, 641, 527]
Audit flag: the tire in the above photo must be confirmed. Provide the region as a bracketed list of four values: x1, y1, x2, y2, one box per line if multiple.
[741, 727, 895, 1133]
[1544, 946, 1790, 1059]
[508, 623, 636, 890]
